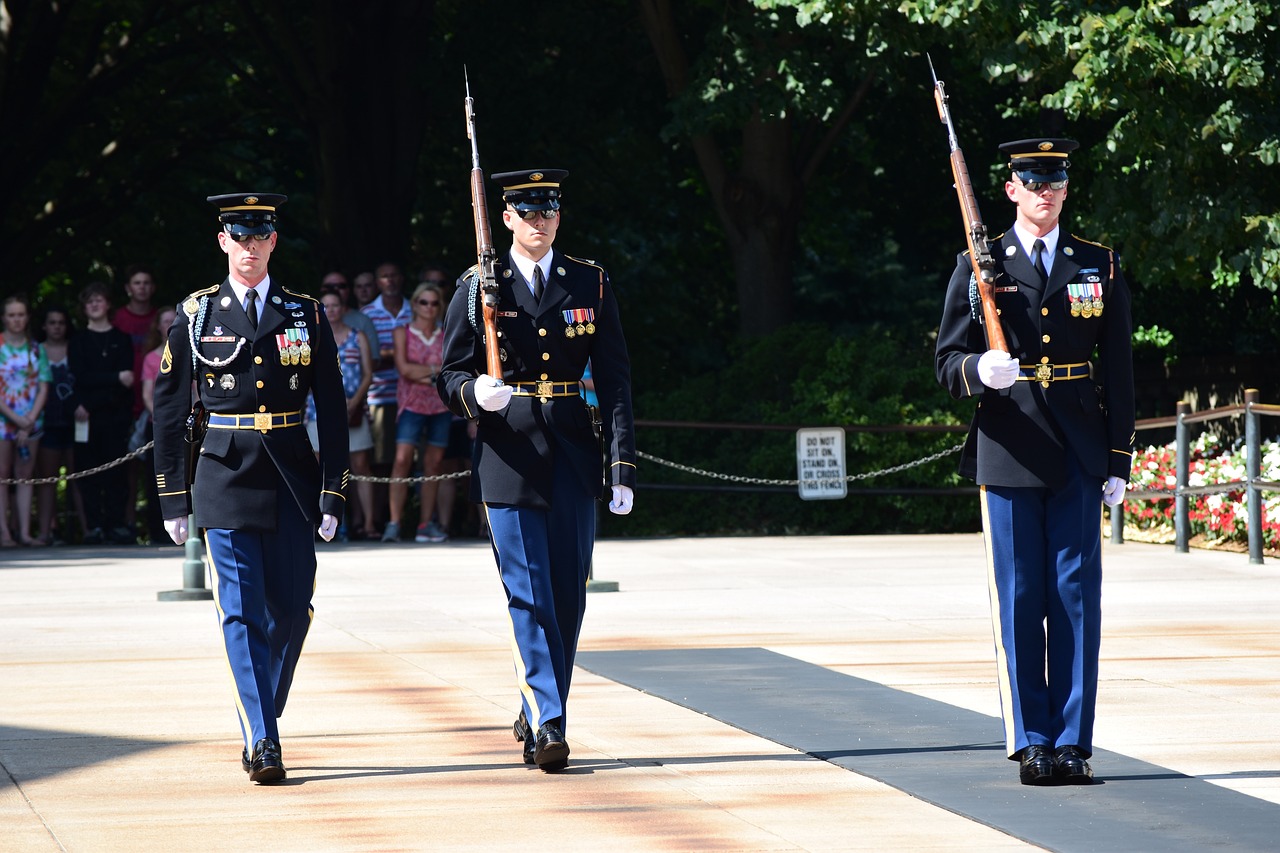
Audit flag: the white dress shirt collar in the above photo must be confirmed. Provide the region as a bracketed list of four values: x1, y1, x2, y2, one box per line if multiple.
[227, 275, 272, 308]
[1012, 224, 1060, 275]
[509, 252, 553, 297]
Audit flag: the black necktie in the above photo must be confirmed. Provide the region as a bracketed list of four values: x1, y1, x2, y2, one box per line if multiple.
[244, 288, 258, 330]
[532, 265, 545, 302]
[1031, 239, 1049, 284]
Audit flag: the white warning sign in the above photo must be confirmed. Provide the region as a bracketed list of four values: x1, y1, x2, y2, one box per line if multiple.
[796, 428, 847, 500]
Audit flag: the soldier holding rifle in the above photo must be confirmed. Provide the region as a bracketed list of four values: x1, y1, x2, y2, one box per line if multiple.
[442, 83, 635, 773]
[438, 127, 637, 771]
[934, 121, 1135, 784]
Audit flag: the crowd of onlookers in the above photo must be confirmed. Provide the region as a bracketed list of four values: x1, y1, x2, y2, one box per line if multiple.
[0, 261, 507, 547]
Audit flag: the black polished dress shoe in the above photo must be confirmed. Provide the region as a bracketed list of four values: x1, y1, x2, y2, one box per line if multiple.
[248, 737, 286, 784]
[1053, 745, 1094, 784]
[241, 748, 251, 773]
[533, 722, 570, 772]
[514, 709, 536, 764]
[513, 709, 530, 742]
[1018, 744, 1056, 786]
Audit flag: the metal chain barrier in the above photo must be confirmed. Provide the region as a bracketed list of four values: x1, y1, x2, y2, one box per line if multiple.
[4, 442, 965, 488]
[351, 471, 471, 484]
[637, 443, 966, 487]
[0, 441, 156, 486]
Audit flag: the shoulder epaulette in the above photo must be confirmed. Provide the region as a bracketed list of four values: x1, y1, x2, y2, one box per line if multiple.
[1070, 234, 1114, 251]
[181, 283, 220, 316]
[280, 286, 319, 304]
[564, 254, 603, 271]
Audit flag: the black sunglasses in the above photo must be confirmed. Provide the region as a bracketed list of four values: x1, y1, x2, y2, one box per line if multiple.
[516, 209, 559, 221]
[1016, 178, 1068, 192]
[227, 232, 273, 244]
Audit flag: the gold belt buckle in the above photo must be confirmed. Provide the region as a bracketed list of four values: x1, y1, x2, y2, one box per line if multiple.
[254, 412, 273, 431]
[1034, 363, 1054, 383]
[535, 380, 554, 403]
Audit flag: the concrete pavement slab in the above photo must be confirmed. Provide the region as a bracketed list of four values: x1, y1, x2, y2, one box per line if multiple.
[1, 534, 1277, 851]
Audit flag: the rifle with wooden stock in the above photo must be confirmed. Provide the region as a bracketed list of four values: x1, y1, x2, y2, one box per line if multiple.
[928, 56, 1008, 353]
[464, 72, 504, 378]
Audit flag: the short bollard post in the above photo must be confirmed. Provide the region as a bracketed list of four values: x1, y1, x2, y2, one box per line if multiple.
[1245, 388, 1264, 565]
[1174, 401, 1190, 554]
[157, 514, 214, 601]
[1109, 502, 1124, 545]
[586, 561, 619, 593]
[587, 505, 619, 593]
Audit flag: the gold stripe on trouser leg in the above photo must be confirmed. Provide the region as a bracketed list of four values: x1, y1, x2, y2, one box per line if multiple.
[979, 487, 1018, 755]
[204, 528, 254, 744]
[484, 503, 542, 730]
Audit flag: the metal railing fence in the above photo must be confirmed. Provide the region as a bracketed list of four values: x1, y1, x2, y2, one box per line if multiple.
[1114, 388, 1280, 564]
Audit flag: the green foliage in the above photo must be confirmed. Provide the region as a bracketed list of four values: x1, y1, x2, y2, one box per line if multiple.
[765, 0, 1280, 360]
[1132, 323, 1176, 366]
[603, 322, 979, 537]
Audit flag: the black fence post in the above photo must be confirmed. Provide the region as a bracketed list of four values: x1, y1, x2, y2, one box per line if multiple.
[1109, 501, 1124, 544]
[1245, 388, 1264, 565]
[1175, 401, 1190, 554]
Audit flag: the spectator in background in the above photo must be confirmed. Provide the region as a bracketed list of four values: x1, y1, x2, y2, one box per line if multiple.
[418, 263, 468, 539]
[35, 306, 87, 545]
[361, 261, 411, 535]
[306, 286, 376, 541]
[321, 271, 378, 537]
[418, 262, 450, 286]
[386, 282, 450, 543]
[68, 282, 135, 545]
[113, 264, 158, 537]
[1, 294, 51, 547]
[352, 271, 377, 309]
[323, 270, 379, 389]
[113, 265, 158, 411]
[139, 304, 178, 544]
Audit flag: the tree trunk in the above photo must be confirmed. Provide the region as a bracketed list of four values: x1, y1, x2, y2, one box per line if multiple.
[258, 0, 436, 275]
[723, 113, 798, 337]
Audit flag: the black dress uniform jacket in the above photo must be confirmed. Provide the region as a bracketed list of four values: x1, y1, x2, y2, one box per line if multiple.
[153, 279, 349, 531]
[936, 230, 1135, 490]
[437, 249, 636, 509]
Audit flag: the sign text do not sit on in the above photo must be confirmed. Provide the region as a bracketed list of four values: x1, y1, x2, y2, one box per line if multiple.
[796, 428, 847, 500]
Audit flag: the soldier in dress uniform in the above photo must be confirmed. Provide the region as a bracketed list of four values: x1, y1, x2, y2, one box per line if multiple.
[152, 192, 349, 784]
[437, 169, 636, 772]
[935, 139, 1135, 786]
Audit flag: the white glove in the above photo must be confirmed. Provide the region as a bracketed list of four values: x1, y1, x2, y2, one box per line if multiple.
[473, 374, 512, 412]
[1102, 476, 1127, 507]
[164, 516, 188, 545]
[609, 484, 634, 516]
[977, 349, 1020, 390]
[318, 513, 339, 542]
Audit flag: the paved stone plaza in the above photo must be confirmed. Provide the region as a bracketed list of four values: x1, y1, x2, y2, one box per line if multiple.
[1, 534, 1277, 851]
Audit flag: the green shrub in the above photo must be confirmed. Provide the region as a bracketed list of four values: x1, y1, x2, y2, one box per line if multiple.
[603, 322, 979, 536]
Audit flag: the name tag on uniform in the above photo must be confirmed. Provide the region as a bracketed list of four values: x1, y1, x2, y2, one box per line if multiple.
[498, 311, 518, 318]
[201, 335, 237, 342]
[995, 285, 1019, 293]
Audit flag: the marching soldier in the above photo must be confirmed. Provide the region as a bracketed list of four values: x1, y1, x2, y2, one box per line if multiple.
[935, 139, 1135, 786]
[152, 193, 349, 784]
[437, 169, 636, 772]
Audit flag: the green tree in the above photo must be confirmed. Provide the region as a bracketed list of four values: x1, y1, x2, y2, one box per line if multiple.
[235, 0, 438, 275]
[638, 0, 909, 337]
[768, 0, 1280, 357]
[0, 1, 246, 296]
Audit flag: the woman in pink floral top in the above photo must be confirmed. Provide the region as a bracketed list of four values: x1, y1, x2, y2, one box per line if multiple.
[1, 294, 51, 546]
